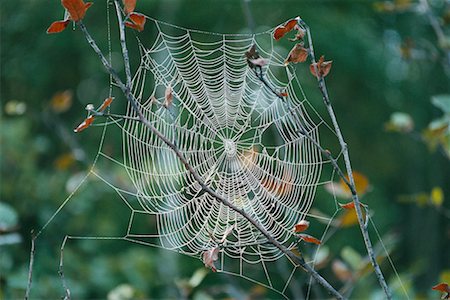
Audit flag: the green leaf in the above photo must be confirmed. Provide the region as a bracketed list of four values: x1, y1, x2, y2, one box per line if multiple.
[431, 95, 450, 114]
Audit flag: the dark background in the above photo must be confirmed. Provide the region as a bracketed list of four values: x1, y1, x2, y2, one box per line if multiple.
[1, 0, 449, 299]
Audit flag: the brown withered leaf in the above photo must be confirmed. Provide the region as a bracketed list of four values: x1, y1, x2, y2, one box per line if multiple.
[299, 233, 321, 245]
[273, 18, 299, 41]
[164, 85, 173, 108]
[432, 283, 450, 299]
[123, 0, 136, 15]
[74, 115, 95, 133]
[202, 247, 220, 272]
[285, 44, 308, 65]
[61, 0, 93, 22]
[310, 55, 333, 78]
[125, 12, 146, 32]
[98, 97, 114, 112]
[249, 57, 268, 67]
[47, 20, 71, 34]
[293, 220, 310, 233]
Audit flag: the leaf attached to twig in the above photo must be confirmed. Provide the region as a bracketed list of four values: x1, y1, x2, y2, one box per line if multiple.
[298, 233, 321, 245]
[47, 20, 71, 34]
[61, 0, 93, 22]
[123, 0, 136, 15]
[273, 18, 299, 41]
[285, 44, 308, 65]
[310, 55, 333, 78]
[164, 85, 173, 108]
[98, 97, 114, 112]
[293, 220, 310, 233]
[125, 12, 146, 32]
[202, 247, 219, 272]
[74, 115, 95, 133]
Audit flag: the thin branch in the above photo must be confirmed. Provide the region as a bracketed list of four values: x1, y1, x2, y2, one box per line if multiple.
[24, 231, 36, 300]
[59, 236, 71, 300]
[77, 16, 344, 300]
[299, 18, 392, 299]
[113, 0, 132, 87]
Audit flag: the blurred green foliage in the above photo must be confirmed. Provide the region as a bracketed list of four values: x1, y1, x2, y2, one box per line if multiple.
[1, 0, 449, 299]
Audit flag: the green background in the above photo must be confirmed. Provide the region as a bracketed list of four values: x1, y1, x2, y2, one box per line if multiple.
[1, 0, 449, 299]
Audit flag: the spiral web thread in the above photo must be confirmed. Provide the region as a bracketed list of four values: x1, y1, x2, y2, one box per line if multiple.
[110, 18, 334, 295]
[51, 15, 353, 298]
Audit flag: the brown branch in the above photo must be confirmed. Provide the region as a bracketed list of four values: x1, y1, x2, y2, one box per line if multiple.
[77, 10, 344, 300]
[298, 18, 392, 299]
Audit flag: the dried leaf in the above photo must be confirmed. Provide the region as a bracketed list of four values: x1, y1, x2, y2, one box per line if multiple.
[299, 233, 321, 245]
[202, 247, 219, 272]
[280, 91, 288, 97]
[164, 85, 173, 108]
[50, 90, 73, 113]
[98, 97, 114, 112]
[61, 0, 93, 22]
[74, 115, 95, 133]
[273, 18, 299, 41]
[288, 28, 306, 42]
[123, 0, 136, 15]
[285, 44, 308, 65]
[46, 20, 71, 34]
[432, 282, 450, 299]
[293, 220, 310, 233]
[125, 12, 146, 32]
[310, 55, 333, 78]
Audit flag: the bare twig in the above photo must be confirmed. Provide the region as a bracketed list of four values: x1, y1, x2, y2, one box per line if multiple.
[77, 8, 344, 299]
[59, 236, 71, 300]
[24, 231, 36, 300]
[299, 19, 392, 299]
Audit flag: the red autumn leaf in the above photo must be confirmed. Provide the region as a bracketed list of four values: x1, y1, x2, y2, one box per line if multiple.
[74, 115, 95, 133]
[299, 233, 321, 245]
[164, 85, 173, 108]
[61, 0, 93, 22]
[46, 20, 71, 34]
[339, 202, 356, 210]
[285, 44, 308, 65]
[123, 0, 136, 15]
[202, 247, 219, 272]
[432, 283, 450, 292]
[125, 12, 146, 32]
[293, 220, 310, 233]
[273, 18, 299, 41]
[280, 91, 288, 97]
[310, 55, 333, 78]
[98, 97, 114, 112]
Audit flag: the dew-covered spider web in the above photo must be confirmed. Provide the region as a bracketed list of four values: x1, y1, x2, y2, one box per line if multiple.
[37, 5, 409, 299]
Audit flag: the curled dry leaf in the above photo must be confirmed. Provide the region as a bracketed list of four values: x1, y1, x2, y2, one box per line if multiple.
[298, 233, 321, 245]
[125, 12, 146, 32]
[293, 220, 310, 233]
[74, 115, 95, 133]
[164, 85, 173, 108]
[202, 247, 220, 272]
[273, 18, 299, 41]
[47, 20, 71, 34]
[98, 97, 114, 112]
[123, 0, 136, 15]
[432, 282, 450, 299]
[310, 55, 333, 78]
[285, 44, 308, 65]
[289, 28, 306, 42]
[61, 0, 93, 22]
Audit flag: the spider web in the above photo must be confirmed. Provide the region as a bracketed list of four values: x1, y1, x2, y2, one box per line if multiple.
[114, 19, 330, 296]
[37, 6, 407, 299]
